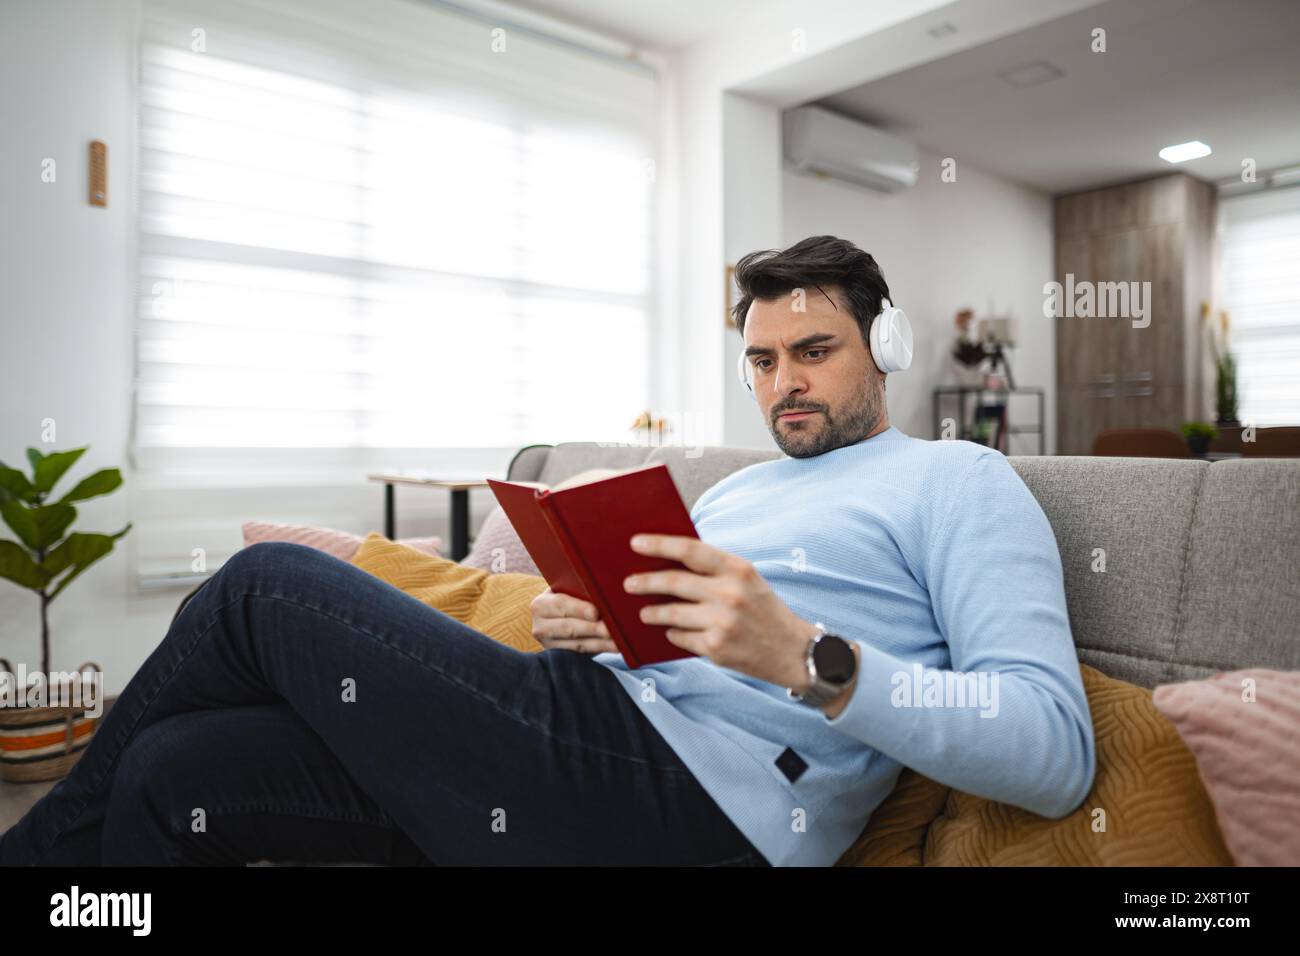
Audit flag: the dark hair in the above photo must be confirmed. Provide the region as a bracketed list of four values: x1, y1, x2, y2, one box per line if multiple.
[730, 235, 892, 346]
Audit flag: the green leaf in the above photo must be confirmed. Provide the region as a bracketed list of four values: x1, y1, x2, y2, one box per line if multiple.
[0, 499, 39, 549]
[56, 467, 122, 505]
[31, 447, 87, 493]
[32, 503, 78, 549]
[0, 539, 52, 590]
[0, 500, 76, 550]
[46, 525, 131, 601]
[0, 465, 39, 504]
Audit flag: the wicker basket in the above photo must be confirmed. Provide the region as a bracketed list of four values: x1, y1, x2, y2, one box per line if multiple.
[0, 659, 103, 784]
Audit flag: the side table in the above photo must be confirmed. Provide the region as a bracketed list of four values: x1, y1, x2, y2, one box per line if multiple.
[367, 475, 491, 561]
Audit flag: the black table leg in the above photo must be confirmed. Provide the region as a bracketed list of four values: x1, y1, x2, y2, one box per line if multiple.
[450, 488, 470, 561]
[384, 483, 395, 539]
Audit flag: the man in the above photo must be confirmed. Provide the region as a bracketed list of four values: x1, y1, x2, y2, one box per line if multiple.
[538, 235, 1095, 866]
[1, 235, 1093, 868]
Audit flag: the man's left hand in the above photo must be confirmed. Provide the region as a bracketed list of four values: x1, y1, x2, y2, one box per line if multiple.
[624, 533, 815, 691]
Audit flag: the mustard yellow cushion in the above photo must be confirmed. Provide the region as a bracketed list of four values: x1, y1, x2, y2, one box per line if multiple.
[837, 662, 1234, 866]
[350, 532, 548, 654]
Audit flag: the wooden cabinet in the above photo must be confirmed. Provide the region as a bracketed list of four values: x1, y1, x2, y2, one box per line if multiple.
[1053, 174, 1217, 455]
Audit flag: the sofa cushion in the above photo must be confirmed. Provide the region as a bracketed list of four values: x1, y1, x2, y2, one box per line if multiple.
[1006, 457, 1207, 688]
[534, 444, 653, 488]
[1152, 668, 1300, 866]
[643, 445, 782, 510]
[1170, 460, 1300, 679]
[462, 482, 548, 576]
[351, 533, 547, 653]
[837, 662, 1233, 866]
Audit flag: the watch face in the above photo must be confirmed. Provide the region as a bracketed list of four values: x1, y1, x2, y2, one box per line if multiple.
[813, 634, 856, 683]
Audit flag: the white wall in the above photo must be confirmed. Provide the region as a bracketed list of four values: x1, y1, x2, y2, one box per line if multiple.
[0, 0, 151, 693]
[775, 149, 1057, 454]
[722, 92, 784, 450]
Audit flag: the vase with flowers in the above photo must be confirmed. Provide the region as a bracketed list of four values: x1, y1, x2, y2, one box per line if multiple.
[951, 308, 987, 387]
[629, 410, 672, 446]
[1202, 302, 1240, 428]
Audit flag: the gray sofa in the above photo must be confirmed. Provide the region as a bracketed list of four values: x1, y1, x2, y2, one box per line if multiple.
[249, 440, 1298, 865]
[505, 442, 1300, 688]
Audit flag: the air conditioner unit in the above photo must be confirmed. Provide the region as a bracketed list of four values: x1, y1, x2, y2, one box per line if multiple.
[782, 105, 919, 193]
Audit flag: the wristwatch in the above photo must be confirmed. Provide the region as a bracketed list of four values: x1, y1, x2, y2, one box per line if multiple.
[786, 622, 857, 709]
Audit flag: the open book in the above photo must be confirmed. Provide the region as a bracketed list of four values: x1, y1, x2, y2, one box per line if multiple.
[486, 463, 700, 666]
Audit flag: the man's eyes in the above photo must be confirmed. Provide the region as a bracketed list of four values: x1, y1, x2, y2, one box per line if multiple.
[755, 348, 827, 371]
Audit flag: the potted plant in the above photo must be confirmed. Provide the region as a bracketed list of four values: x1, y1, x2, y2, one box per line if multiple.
[0, 447, 131, 782]
[1203, 303, 1240, 427]
[969, 417, 996, 447]
[1181, 421, 1219, 457]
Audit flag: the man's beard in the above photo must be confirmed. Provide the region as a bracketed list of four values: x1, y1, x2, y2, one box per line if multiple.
[769, 383, 885, 458]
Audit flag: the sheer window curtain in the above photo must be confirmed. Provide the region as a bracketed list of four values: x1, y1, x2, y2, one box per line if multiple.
[1218, 187, 1300, 427]
[130, 0, 658, 585]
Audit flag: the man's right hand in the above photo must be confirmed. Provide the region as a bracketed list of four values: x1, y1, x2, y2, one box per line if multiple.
[530, 587, 619, 655]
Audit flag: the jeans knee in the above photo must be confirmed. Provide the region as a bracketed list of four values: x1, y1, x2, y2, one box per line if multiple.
[220, 540, 335, 589]
[233, 539, 323, 569]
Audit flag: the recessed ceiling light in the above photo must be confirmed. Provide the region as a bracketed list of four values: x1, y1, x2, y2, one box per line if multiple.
[1158, 140, 1212, 163]
[927, 22, 957, 39]
[997, 61, 1064, 88]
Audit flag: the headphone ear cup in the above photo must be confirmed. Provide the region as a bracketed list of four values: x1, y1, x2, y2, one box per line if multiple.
[868, 315, 888, 374]
[870, 302, 914, 374]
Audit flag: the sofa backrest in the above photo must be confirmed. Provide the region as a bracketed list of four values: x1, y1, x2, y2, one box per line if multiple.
[505, 442, 1300, 688]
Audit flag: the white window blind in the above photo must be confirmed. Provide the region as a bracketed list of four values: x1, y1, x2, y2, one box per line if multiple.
[131, 0, 658, 584]
[1219, 187, 1300, 426]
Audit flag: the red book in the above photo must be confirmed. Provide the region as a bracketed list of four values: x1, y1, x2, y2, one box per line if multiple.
[486, 463, 700, 666]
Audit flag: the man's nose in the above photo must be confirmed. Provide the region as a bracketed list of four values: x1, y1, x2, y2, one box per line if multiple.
[771, 359, 807, 397]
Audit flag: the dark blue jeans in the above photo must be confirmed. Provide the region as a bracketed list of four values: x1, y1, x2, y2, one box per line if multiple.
[0, 542, 768, 866]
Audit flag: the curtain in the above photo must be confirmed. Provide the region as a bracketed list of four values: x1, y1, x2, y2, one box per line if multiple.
[1219, 187, 1300, 426]
[131, 0, 658, 584]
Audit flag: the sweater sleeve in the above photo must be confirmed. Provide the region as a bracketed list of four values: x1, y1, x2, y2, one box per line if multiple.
[820, 450, 1096, 819]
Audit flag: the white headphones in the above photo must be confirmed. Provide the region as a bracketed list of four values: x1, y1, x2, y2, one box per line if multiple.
[736, 298, 914, 399]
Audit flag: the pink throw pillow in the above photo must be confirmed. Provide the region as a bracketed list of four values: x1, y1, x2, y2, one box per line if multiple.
[1152, 668, 1300, 866]
[242, 522, 442, 561]
[462, 470, 628, 575]
[460, 506, 542, 575]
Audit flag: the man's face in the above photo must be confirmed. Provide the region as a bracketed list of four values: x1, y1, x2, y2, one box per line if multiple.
[741, 287, 887, 458]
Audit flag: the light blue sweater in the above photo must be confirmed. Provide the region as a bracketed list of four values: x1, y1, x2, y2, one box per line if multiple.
[593, 425, 1096, 867]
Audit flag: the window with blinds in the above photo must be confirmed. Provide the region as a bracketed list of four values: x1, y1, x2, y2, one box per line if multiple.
[1219, 187, 1300, 426]
[131, 0, 658, 584]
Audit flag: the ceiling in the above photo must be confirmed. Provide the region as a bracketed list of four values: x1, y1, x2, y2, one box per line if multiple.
[819, 0, 1300, 194]
[506, 0, 780, 52]
[504, 0, 1300, 195]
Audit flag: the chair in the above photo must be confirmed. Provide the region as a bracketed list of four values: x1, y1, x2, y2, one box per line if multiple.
[1091, 428, 1190, 458]
[1242, 426, 1300, 458]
